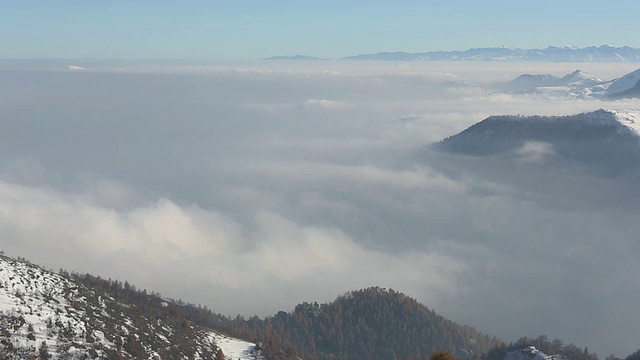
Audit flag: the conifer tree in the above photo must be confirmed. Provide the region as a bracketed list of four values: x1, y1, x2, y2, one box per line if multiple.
[38, 341, 50, 360]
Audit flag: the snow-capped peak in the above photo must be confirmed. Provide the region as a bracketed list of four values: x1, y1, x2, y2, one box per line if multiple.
[556, 69, 603, 86]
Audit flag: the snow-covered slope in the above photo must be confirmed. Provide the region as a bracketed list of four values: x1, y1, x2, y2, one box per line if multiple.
[606, 68, 640, 96]
[555, 69, 603, 87]
[502, 74, 559, 92]
[205, 332, 262, 360]
[0, 256, 98, 359]
[611, 109, 640, 135]
[0, 255, 262, 359]
[504, 346, 564, 360]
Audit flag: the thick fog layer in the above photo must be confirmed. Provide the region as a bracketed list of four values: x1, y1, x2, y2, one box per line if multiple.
[1, 61, 639, 356]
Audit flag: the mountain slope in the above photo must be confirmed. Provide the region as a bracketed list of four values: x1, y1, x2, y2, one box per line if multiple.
[502, 74, 560, 92]
[610, 80, 640, 99]
[607, 68, 640, 98]
[0, 254, 262, 360]
[555, 70, 602, 87]
[434, 109, 640, 175]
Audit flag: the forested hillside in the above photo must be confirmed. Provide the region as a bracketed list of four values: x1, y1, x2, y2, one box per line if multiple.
[219, 287, 501, 360]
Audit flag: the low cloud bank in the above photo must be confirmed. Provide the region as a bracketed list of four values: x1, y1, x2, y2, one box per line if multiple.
[1, 61, 639, 356]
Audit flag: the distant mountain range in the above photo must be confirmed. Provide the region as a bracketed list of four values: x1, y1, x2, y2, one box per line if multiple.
[446, 67, 640, 99]
[499, 69, 603, 93]
[266, 45, 640, 62]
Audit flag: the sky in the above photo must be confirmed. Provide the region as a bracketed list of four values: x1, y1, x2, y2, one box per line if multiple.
[3, 1, 640, 59]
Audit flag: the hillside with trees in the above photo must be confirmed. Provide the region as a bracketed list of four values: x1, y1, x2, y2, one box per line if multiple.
[482, 336, 599, 360]
[220, 287, 501, 360]
[2, 253, 638, 360]
[0, 254, 260, 359]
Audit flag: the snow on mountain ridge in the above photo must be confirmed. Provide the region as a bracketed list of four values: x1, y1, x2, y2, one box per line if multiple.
[341, 45, 640, 62]
[576, 108, 640, 135]
[434, 109, 640, 176]
[504, 346, 564, 360]
[556, 70, 603, 86]
[611, 109, 640, 135]
[471, 109, 638, 132]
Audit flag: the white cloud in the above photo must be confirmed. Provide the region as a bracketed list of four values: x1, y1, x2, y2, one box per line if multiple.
[0, 179, 465, 316]
[241, 161, 466, 192]
[303, 98, 348, 109]
[516, 141, 556, 163]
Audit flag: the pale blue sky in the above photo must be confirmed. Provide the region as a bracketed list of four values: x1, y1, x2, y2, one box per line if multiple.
[2, 0, 639, 59]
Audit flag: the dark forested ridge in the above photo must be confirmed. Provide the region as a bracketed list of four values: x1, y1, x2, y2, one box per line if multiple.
[433, 110, 640, 176]
[219, 287, 501, 360]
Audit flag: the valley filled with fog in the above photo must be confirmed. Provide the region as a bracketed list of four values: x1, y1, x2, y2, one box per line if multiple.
[1, 60, 639, 356]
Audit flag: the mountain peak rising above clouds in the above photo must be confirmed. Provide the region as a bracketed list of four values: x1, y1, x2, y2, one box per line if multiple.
[556, 69, 603, 86]
[434, 109, 640, 175]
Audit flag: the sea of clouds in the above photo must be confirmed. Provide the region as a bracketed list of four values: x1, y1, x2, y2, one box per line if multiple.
[0, 60, 639, 356]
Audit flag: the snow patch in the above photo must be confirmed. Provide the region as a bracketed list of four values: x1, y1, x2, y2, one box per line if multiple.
[611, 108, 640, 135]
[516, 142, 555, 163]
[504, 346, 563, 360]
[205, 331, 265, 360]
